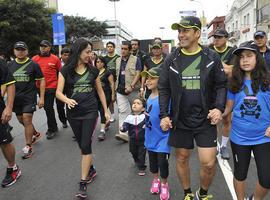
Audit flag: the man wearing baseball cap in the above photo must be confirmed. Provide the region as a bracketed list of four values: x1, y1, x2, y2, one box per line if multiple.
[210, 28, 236, 160]
[140, 41, 164, 99]
[159, 16, 226, 200]
[254, 30, 270, 70]
[32, 40, 62, 139]
[8, 41, 45, 159]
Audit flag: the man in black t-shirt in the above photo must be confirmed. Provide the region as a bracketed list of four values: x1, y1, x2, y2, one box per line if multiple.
[131, 39, 148, 67]
[0, 58, 21, 188]
[159, 16, 226, 200]
[210, 28, 236, 160]
[8, 41, 45, 159]
[103, 41, 120, 123]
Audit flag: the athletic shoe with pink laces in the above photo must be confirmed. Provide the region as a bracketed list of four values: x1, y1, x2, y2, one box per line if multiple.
[160, 182, 170, 200]
[150, 178, 160, 194]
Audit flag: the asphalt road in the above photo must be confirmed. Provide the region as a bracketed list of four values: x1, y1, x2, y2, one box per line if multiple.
[0, 106, 269, 200]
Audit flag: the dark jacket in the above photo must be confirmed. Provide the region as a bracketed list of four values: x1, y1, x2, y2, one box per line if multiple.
[121, 113, 145, 144]
[158, 46, 227, 129]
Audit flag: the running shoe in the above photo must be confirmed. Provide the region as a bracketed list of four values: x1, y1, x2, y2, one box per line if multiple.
[46, 128, 58, 140]
[75, 180, 87, 199]
[160, 182, 170, 200]
[150, 178, 160, 194]
[32, 132, 42, 144]
[138, 170, 146, 176]
[183, 193, 194, 200]
[248, 195, 254, 200]
[62, 123, 68, 128]
[1, 165, 21, 187]
[115, 132, 129, 142]
[97, 131, 105, 141]
[22, 145, 33, 159]
[195, 190, 213, 200]
[86, 166, 97, 184]
[109, 117, 115, 123]
[219, 146, 230, 160]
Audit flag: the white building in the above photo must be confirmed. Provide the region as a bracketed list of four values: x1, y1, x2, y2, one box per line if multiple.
[225, 0, 257, 46]
[102, 20, 133, 53]
[43, 0, 58, 10]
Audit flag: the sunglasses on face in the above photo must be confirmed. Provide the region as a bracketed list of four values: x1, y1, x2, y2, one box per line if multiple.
[214, 35, 224, 39]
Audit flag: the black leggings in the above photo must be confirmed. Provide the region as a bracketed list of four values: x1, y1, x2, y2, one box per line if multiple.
[148, 150, 170, 179]
[68, 117, 97, 155]
[231, 141, 270, 189]
[98, 92, 111, 124]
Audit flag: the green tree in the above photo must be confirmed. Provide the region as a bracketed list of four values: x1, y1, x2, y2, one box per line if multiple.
[0, 0, 55, 57]
[64, 16, 108, 43]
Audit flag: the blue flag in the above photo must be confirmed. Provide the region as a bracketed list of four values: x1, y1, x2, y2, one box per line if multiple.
[52, 13, 66, 45]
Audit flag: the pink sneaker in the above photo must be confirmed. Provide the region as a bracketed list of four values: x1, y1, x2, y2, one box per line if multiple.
[150, 178, 160, 194]
[160, 183, 170, 200]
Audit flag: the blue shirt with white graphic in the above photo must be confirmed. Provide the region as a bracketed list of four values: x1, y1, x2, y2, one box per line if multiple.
[227, 79, 270, 145]
[145, 95, 170, 153]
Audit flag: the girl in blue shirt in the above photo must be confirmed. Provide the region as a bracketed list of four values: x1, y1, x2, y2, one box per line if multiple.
[141, 67, 170, 200]
[223, 41, 270, 200]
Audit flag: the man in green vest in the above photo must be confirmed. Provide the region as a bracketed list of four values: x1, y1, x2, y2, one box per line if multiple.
[115, 41, 142, 142]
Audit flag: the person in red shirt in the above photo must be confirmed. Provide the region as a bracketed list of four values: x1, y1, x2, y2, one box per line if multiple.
[32, 40, 61, 139]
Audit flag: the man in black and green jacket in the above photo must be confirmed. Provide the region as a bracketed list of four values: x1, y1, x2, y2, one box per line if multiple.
[158, 16, 227, 200]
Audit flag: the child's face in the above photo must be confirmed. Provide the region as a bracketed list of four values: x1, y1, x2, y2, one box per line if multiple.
[132, 99, 144, 113]
[145, 76, 159, 90]
[239, 50, 256, 73]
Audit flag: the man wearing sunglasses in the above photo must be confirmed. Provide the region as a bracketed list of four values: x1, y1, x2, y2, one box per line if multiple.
[210, 28, 236, 161]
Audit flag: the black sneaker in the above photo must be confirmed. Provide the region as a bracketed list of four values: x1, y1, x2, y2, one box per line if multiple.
[75, 181, 87, 199]
[97, 131, 105, 141]
[62, 123, 68, 128]
[248, 194, 254, 200]
[86, 166, 97, 184]
[1, 165, 22, 187]
[46, 128, 58, 140]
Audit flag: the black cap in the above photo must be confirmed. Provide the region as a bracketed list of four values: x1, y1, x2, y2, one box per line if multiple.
[171, 16, 202, 30]
[254, 30, 266, 38]
[213, 28, 229, 38]
[40, 40, 52, 47]
[232, 41, 259, 55]
[140, 67, 161, 78]
[14, 41, 28, 50]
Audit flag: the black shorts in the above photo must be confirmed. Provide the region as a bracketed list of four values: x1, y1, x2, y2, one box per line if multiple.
[0, 122, 13, 145]
[168, 125, 217, 149]
[13, 102, 36, 116]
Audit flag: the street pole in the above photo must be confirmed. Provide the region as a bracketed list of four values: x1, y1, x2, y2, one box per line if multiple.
[190, 0, 208, 45]
[109, 0, 120, 51]
[159, 27, 165, 39]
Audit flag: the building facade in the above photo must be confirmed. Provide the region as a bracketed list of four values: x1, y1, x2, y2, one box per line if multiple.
[225, 0, 257, 46]
[102, 20, 133, 53]
[257, 0, 270, 36]
[43, 0, 58, 11]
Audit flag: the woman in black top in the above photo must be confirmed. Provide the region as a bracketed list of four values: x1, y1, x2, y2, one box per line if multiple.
[95, 56, 115, 141]
[56, 39, 109, 199]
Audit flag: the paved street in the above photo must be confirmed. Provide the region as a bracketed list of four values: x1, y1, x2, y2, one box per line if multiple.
[0, 106, 269, 200]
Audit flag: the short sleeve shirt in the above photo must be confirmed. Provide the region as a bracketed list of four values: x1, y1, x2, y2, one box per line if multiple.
[144, 57, 164, 70]
[211, 45, 236, 65]
[0, 59, 15, 113]
[227, 79, 270, 145]
[61, 66, 99, 119]
[8, 58, 44, 103]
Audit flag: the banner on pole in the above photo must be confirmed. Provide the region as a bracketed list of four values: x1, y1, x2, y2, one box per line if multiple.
[52, 13, 66, 45]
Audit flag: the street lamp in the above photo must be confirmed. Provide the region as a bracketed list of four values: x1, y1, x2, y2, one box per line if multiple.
[159, 27, 165, 39]
[190, 0, 208, 45]
[109, 0, 120, 50]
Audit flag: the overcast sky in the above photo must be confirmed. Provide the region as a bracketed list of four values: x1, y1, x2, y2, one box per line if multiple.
[58, 0, 234, 42]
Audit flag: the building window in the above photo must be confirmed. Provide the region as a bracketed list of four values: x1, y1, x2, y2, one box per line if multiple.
[244, 15, 246, 26]
[247, 13, 250, 25]
[258, 4, 270, 23]
[236, 21, 238, 30]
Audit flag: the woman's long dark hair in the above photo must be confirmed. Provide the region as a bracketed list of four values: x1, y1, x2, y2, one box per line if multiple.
[65, 38, 92, 77]
[228, 51, 270, 94]
[95, 56, 107, 69]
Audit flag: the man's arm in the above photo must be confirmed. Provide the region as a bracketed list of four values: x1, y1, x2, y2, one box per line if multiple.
[2, 83, 15, 124]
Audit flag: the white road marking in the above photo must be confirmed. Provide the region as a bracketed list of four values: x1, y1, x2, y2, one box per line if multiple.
[217, 142, 237, 200]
